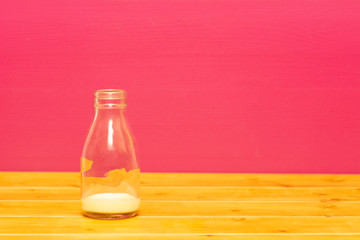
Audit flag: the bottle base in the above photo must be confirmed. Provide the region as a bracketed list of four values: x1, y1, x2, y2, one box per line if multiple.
[82, 210, 138, 220]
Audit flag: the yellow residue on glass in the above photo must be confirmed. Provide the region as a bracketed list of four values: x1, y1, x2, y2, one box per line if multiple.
[81, 157, 93, 172]
[82, 167, 140, 198]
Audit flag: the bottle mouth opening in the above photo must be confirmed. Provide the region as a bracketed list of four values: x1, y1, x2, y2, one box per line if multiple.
[95, 89, 127, 99]
[94, 89, 127, 108]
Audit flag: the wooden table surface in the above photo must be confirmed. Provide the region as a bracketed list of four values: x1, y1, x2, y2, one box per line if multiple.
[1, 172, 360, 239]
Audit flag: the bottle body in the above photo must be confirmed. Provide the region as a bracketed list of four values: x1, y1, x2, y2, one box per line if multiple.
[81, 89, 140, 219]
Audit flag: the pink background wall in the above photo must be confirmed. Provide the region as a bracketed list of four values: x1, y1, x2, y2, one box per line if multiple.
[1, 0, 360, 173]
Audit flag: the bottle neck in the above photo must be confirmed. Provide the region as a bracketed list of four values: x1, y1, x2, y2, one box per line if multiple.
[93, 89, 127, 118]
[95, 98, 127, 109]
[95, 107, 126, 116]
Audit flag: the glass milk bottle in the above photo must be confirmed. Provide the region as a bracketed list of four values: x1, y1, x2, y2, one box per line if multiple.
[81, 89, 140, 219]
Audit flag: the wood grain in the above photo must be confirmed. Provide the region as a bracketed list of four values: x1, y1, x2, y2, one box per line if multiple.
[1, 200, 360, 217]
[2, 172, 360, 187]
[1, 216, 360, 234]
[1, 172, 360, 239]
[1, 186, 360, 201]
[0, 172, 81, 187]
[2, 235, 360, 240]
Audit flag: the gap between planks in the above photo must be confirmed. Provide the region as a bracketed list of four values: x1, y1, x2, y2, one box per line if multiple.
[2, 233, 360, 240]
[4, 200, 360, 217]
[4, 199, 360, 202]
[2, 216, 360, 234]
[1, 186, 360, 189]
[1, 234, 360, 240]
[3, 233, 360, 235]
[2, 216, 360, 218]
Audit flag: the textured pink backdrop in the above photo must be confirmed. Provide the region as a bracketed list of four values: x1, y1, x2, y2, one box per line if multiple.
[1, 0, 360, 173]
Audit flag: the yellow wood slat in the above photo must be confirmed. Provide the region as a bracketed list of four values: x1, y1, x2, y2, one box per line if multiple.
[0, 172, 80, 187]
[0, 187, 80, 200]
[142, 187, 360, 201]
[141, 173, 360, 187]
[1, 186, 360, 201]
[2, 172, 360, 187]
[1, 217, 360, 234]
[1, 200, 360, 217]
[0, 235, 360, 240]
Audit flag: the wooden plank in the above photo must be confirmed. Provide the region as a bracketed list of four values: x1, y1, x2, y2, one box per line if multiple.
[0, 172, 80, 187]
[140, 187, 360, 201]
[0, 187, 80, 200]
[1, 200, 360, 217]
[140, 173, 360, 187]
[0, 235, 360, 240]
[2, 172, 360, 187]
[1, 186, 360, 201]
[2, 173, 360, 239]
[1, 217, 360, 234]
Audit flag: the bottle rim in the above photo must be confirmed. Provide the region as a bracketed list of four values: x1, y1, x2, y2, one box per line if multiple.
[95, 89, 127, 99]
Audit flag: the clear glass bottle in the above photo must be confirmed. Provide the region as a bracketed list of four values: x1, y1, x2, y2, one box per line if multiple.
[81, 89, 140, 219]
